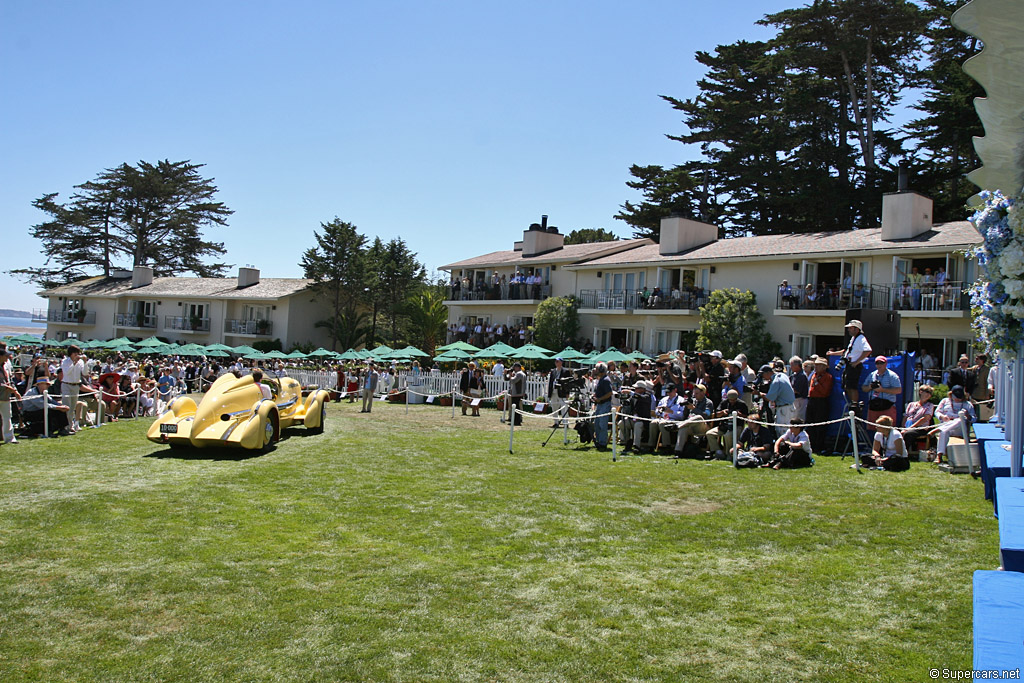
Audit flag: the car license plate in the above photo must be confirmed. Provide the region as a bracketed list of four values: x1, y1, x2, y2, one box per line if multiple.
[159, 424, 178, 434]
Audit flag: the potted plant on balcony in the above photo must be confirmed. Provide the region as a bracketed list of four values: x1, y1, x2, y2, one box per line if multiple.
[189, 314, 202, 331]
[75, 307, 87, 323]
[256, 319, 270, 335]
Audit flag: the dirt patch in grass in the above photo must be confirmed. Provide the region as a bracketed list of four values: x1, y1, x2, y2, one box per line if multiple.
[646, 498, 723, 515]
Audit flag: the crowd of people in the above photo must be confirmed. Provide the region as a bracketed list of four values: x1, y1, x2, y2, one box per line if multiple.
[0, 341, 304, 444]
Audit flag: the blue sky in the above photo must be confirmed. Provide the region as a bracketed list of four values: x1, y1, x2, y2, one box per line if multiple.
[3, 0, 818, 312]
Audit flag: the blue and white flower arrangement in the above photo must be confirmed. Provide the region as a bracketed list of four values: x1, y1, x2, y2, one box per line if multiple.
[968, 189, 1024, 356]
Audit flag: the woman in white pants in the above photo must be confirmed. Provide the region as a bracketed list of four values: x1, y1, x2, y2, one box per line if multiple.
[929, 385, 976, 465]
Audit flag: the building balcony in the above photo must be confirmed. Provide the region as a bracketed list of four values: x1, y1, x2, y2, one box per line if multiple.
[445, 284, 549, 304]
[224, 319, 273, 336]
[32, 308, 96, 325]
[115, 313, 157, 329]
[165, 316, 211, 332]
[774, 282, 968, 317]
[577, 289, 705, 314]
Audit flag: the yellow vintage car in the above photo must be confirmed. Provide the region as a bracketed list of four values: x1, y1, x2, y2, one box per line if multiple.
[147, 373, 330, 450]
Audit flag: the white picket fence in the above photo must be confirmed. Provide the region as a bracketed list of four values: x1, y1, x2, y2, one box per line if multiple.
[287, 369, 550, 402]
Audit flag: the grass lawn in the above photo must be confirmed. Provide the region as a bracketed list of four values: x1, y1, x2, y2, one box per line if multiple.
[0, 400, 996, 681]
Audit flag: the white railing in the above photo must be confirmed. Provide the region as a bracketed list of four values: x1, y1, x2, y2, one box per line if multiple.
[287, 369, 550, 401]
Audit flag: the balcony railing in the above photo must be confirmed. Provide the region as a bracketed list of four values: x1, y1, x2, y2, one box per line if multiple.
[776, 281, 967, 313]
[224, 319, 273, 336]
[577, 289, 706, 311]
[889, 280, 968, 312]
[32, 308, 96, 325]
[446, 284, 550, 301]
[115, 312, 157, 329]
[165, 316, 210, 332]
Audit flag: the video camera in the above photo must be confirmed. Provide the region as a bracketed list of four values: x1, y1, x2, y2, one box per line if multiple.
[556, 369, 588, 394]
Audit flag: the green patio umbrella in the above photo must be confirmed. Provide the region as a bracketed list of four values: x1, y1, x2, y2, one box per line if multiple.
[4, 333, 42, 344]
[396, 345, 430, 357]
[433, 349, 471, 362]
[204, 343, 235, 352]
[243, 352, 269, 360]
[42, 338, 63, 346]
[285, 350, 308, 359]
[435, 341, 480, 353]
[232, 345, 259, 355]
[508, 348, 552, 360]
[337, 349, 361, 360]
[473, 341, 518, 358]
[263, 350, 289, 359]
[581, 347, 633, 365]
[367, 345, 393, 359]
[307, 348, 336, 357]
[134, 336, 167, 348]
[553, 346, 588, 360]
[628, 350, 651, 361]
[205, 349, 231, 358]
[508, 343, 553, 359]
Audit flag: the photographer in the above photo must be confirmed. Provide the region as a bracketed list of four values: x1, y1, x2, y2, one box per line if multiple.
[618, 380, 653, 452]
[861, 355, 901, 433]
[827, 320, 872, 405]
[646, 383, 685, 453]
[672, 383, 714, 457]
[764, 418, 812, 469]
[591, 362, 613, 451]
[760, 364, 796, 437]
[734, 413, 775, 468]
[547, 358, 573, 428]
[705, 389, 749, 460]
[703, 351, 728, 403]
[507, 362, 526, 426]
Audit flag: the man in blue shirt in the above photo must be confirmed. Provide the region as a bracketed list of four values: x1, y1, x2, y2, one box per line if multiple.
[762, 364, 795, 437]
[591, 363, 614, 451]
[861, 355, 902, 433]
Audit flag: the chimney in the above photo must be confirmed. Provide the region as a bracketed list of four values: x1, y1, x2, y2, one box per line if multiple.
[881, 191, 933, 241]
[131, 265, 154, 288]
[237, 266, 260, 288]
[658, 215, 717, 255]
[521, 215, 564, 257]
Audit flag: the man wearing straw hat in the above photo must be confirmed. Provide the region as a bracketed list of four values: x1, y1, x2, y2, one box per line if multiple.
[827, 319, 872, 405]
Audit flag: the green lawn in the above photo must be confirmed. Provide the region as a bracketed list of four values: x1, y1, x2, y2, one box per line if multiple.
[0, 401, 995, 682]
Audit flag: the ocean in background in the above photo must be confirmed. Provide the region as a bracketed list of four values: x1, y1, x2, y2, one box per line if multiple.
[0, 316, 45, 331]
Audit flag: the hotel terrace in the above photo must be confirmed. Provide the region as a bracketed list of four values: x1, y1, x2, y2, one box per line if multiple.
[442, 191, 983, 364]
[35, 266, 332, 350]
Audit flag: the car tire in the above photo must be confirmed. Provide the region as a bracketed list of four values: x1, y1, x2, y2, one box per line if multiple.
[309, 402, 325, 434]
[260, 412, 278, 452]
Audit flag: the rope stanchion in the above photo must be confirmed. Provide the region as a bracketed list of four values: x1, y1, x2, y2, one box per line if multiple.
[508, 398, 515, 454]
[42, 394, 49, 438]
[611, 407, 618, 462]
[848, 411, 861, 471]
[731, 411, 739, 467]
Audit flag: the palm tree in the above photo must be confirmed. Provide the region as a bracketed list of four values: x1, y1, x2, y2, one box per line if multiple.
[403, 290, 449, 356]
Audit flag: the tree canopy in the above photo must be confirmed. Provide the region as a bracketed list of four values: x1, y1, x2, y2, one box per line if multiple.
[619, 0, 978, 240]
[564, 228, 619, 245]
[696, 289, 781, 365]
[533, 296, 580, 352]
[13, 160, 232, 287]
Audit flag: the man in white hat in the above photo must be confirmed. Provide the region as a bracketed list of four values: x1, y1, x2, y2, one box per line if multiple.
[827, 319, 872, 405]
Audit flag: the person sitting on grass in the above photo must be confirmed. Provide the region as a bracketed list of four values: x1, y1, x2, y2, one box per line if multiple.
[21, 377, 74, 437]
[763, 418, 812, 469]
[861, 415, 908, 471]
[734, 413, 775, 468]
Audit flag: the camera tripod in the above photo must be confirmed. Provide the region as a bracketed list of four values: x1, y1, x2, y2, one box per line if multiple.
[831, 398, 872, 458]
[541, 390, 590, 447]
